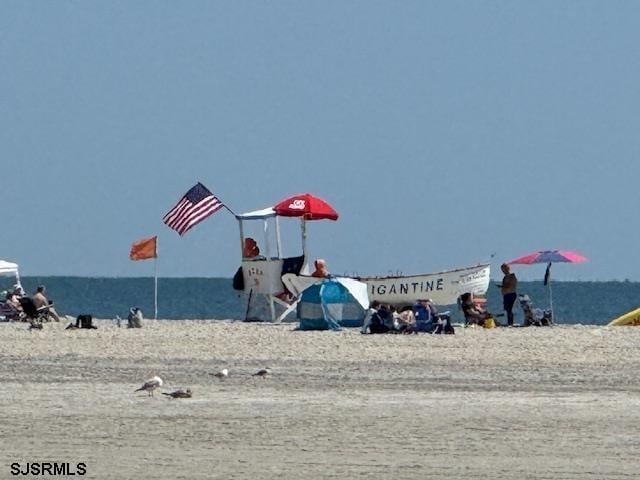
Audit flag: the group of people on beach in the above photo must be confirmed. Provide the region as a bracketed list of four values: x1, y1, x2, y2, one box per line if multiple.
[361, 299, 455, 334]
[360, 263, 521, 332]
[242, 242, 528, 328]
[459, 263, 519, 327]
[2, 285, 61, 323]
[300, 255, 526, 330]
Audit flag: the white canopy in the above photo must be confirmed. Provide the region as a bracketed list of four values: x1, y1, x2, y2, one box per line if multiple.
[0, 260, 19, 276]
[235, 207, 277, 220]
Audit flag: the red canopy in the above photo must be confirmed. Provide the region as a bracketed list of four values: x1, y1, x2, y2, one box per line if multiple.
[273, 193, 339, 221]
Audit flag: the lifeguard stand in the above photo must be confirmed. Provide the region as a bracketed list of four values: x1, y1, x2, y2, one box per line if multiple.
[235, 194, 339, 322]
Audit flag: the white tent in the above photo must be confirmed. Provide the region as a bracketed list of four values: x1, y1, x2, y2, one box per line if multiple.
[0, 260, 21, 290]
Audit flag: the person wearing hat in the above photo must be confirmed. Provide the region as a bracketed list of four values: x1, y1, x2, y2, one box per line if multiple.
[32, 285, 61, 322]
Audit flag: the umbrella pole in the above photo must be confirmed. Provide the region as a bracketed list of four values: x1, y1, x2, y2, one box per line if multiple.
[548, 279, 554, 323]
[301, 218, 308, 263]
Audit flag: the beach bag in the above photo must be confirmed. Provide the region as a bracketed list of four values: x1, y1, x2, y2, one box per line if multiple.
[76, 314, 97, 329]
[483, 318, 496, 329]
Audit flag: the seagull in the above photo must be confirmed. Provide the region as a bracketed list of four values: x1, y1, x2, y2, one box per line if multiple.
[162, 388, 192, 399]
[134, 376, 163, 397]
[252, 368, 270, 379]
[210, 368, 229, 380]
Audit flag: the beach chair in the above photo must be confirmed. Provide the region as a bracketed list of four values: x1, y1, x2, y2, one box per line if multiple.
[459, 293, 497, 327]
[18, 297, 51, 329]
[0, 300, 23, 321]
[518, 294, 552, 326]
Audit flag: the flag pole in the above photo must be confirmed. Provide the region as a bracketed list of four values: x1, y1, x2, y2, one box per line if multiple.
[154, 239, 158, 320]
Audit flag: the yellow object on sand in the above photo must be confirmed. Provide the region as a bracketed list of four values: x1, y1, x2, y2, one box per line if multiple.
[483, 318, 496, 329]
[608, 307, 640, 326]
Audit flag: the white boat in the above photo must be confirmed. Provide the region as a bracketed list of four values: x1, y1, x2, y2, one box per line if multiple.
[282, 263, 490, 306]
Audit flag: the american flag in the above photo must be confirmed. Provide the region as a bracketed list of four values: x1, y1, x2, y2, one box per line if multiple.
[163, 183, 224, 236]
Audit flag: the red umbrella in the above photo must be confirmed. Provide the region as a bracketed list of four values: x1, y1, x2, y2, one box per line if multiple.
[273, 193, 339, 221]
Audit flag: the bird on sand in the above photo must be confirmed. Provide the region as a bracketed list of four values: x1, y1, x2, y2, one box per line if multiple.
[134, 376, 163, 396]
[252, 368, 270, 378]
[162, 388, 192, 399]
[210, 368, 229, 380]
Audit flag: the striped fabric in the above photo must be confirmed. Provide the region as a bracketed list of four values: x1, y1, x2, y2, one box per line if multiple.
[163, 183, 224, 236]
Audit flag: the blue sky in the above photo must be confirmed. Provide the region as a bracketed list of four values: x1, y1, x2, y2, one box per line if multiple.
[2, 1, 639, 280]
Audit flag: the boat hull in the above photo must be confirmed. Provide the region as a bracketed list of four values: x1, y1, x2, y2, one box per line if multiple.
[282, 263, 490, 305]
[608, 307, 640, 326]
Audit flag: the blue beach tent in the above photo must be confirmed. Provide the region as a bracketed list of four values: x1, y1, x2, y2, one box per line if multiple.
[297, 277, 369, 330]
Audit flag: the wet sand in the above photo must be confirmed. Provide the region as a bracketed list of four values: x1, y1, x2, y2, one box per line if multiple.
[1, 320, 639, 479]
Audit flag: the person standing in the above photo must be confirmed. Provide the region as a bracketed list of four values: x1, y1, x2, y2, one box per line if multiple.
[500, 263, 518, 326]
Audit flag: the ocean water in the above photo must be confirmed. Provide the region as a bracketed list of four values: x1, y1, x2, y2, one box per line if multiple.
[3, 277, 639, 325]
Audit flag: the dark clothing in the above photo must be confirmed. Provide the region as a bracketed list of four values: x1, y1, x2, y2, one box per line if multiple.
[461, 299, 487, 326]
[369, 311, 390, 334]
[503, 292, 517, 326]
[503, 292, 517, 312]
[501, 271, 518, 326]
[461, 300, 475, 318]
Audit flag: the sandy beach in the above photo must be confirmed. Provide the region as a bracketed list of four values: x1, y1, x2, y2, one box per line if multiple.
[1, 320, 638, 479]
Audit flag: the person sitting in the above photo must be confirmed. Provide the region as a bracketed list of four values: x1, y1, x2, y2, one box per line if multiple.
[13, 284, 25, 296]
[32, 285, 61, 322]
[460, 292, 492, 326]
[2, 291, 24, 321]
[127, 307, 143, 328]
[242, 237, 261, 259]
[413, 299, 435, 332]
[378, 304, 398, 332]
[396, 306, 416, 333]
[8, 289, 24, 313]
[422, 299, 454, 334]
[311, 259, 330, 278]
[361, 301, 390, 334]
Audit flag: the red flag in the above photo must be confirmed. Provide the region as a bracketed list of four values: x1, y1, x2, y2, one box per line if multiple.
[130, 236, 157, 261]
